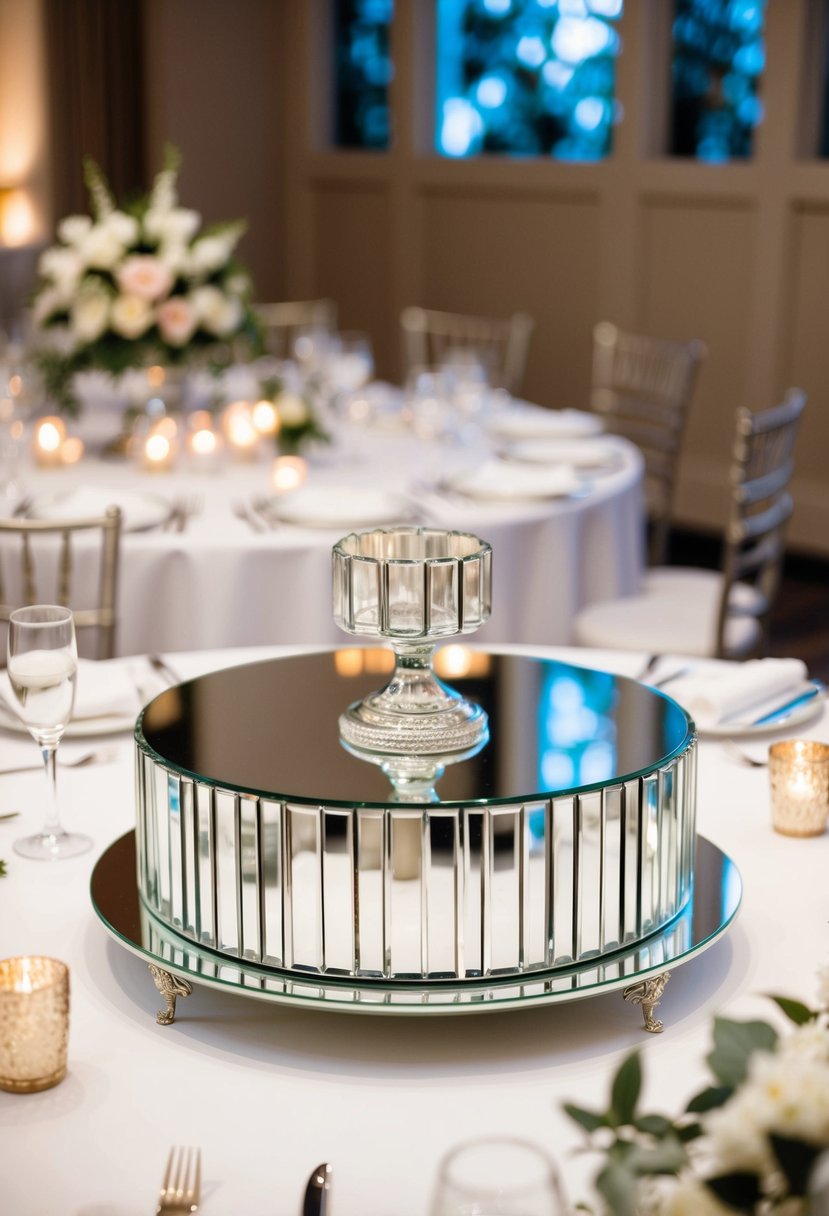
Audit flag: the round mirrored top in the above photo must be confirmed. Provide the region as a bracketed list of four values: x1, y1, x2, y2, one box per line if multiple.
[137, 649, 694, 808]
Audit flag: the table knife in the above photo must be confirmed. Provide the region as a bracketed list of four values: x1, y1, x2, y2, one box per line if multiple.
[750, 680, 826, 727]
[303, 1162, 331, 1216]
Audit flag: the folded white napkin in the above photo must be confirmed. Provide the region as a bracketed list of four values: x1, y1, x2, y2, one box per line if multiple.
[447, 459, 582, 501]
[667, 658, 809, 727]
[0, 657, 144, 721]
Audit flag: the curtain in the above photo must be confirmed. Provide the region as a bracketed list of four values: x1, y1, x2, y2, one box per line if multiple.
[44, 0, 145, 221]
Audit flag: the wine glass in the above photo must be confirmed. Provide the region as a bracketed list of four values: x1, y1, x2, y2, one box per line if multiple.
[7, 605, 91, 860]
[430, 1136, 567, 1216]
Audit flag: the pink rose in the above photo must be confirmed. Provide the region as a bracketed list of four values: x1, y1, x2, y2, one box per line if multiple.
[118, 255, 174, 302]
[157, 296, 197, 347]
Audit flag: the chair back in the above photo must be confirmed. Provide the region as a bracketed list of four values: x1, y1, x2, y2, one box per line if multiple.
[255, 298, 337, 358]
[400, 306, 535, 396]
[715, 388, 807, 658]
[0, 507, 122, 659]
[591, 321, 706, 564]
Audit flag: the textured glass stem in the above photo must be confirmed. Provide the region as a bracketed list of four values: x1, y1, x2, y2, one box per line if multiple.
[40, 744, 61, 839]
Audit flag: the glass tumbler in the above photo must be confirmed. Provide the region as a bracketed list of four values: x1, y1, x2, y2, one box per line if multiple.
[430, 1136, 568, 1216]
[0, 956, 70, 1093]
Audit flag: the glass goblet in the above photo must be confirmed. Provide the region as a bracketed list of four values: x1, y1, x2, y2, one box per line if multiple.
[7, 604, 91, 860]
[430, 1136, 567, 1216]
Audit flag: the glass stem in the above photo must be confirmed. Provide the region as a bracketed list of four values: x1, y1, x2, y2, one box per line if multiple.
[40, 744, 62, 839]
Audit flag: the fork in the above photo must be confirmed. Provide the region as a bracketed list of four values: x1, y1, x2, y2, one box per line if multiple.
[722, 739, 767, 768]
[157, 1146, 201, 1215]
[0, 746, 119, 777]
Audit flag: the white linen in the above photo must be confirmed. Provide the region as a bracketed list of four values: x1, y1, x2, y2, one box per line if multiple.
[485, 406, 603, 441]
[2, 426, 645, 656]
[444, 459, 583, 501]
[664, 658, 810, 727]
[0, 656, 143, 720]
[502, 437, 622, 468]
[27, 485, 172, 532]
[0, 643, 826, 1216]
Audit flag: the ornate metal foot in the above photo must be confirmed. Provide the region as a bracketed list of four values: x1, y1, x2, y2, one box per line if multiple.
[148, 964, 193, 1025]
[623, 972, 671, 1033]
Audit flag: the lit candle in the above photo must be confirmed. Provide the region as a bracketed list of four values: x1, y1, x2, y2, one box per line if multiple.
[271, 454, 308, 494]
[143, 430, 175, 471]
[223, 400, 260, 459]
[60, 436, 84, 465]
[251, 398, 280, 437]
[769, 739, 829, 836]
[33, 416, 66, 467]
[0, 957, 70, 1093]
[186, 410, 222, 471]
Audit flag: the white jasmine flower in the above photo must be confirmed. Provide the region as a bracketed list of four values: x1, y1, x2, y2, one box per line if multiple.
[111, 294, 154, 339]
[103, 210, 139, 246]
[188, 234, 234, 275]
[704, 1087, 771, 1174]
[39, 246, 84, 292]
[778, 1014, 829, 1064]
[277, 392, 310, 428]
[118, 255, 174, 302]
[144, 207, 200, 244]
[747, 1052, 829, 1143]
[57, 214, 92, 246]
[190, 286, 242, 336]
[157, 296, 197, 347]
[70, 286, 110, 344]
[80, 224, 125, 271]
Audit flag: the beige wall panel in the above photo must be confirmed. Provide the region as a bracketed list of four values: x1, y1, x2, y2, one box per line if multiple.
[639, 199, 755, 532]
[781, 208, 829, 552]
[419, 189, 600, 409]
[313, 183, 394, 376]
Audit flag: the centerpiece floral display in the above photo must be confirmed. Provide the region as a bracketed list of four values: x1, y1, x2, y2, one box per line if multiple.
[31, 146, 262, 416]
[257, 373, 330, 456]
[564, 972, 829, 1215]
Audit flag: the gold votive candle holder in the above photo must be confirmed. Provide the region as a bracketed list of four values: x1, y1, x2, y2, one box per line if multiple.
[0, 956, 69, 1093]
[768, 740, 829, 837]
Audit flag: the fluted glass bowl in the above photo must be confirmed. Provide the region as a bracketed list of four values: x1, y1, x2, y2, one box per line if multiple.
[332, 527, 492, 789]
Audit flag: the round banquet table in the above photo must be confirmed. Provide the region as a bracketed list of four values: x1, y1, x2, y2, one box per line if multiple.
[0, 641, 826, 1216]
[4, 411, 644, 657]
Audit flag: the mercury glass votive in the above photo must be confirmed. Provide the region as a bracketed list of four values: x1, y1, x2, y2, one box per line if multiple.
[768, 740, 829, 837]
[0, 957, 69, 1093]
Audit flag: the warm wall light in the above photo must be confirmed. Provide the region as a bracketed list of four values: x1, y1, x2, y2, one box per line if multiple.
[0, 187, 36, 246]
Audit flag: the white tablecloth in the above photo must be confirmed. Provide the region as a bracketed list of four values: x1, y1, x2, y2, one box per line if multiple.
[0, 643, 826, 1216]
[7, 421, 644, 656]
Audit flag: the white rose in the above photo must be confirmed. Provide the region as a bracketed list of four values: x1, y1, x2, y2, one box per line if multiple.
[81, 224, 125, 271]
[190, 286, 242, 336]
[277, 392, 310, 428]
[188, 234, 233, 275]
[118, 255, 174, 302]
[70, 287, 110, 344]
[157, 296, 197, 347]
[57, 215, 92, 246]
[111, 294, 154, 339]
[39, 246, 84, 291]
[144, 207, 200, 244]
[103, 210, 139, 246]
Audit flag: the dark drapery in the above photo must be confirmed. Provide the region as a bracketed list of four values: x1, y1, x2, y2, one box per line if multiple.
[44, 0, 146, 221]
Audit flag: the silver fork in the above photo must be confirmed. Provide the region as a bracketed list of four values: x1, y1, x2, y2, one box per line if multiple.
[0, 746, 119, 777]
[157, 1146, 201, 1215]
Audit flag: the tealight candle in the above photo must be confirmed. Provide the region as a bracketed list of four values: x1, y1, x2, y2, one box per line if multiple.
[186, 411, 222, 472]
[251, 398, 280, 437]
[142, 430, 175, 471]
[223, 400, 260, 459]
[271, 454, 308, 494]
[768, 739, 829, 836]
[0, 957, 70, 1093]
[33, 416, 66, 467]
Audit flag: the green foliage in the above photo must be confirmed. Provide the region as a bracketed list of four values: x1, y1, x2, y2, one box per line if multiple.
[706, 1017, 778, 1087]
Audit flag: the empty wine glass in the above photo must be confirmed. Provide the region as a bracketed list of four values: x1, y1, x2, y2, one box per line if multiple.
[430, 1136, 567, 1216]
[7, 605, 91, 860]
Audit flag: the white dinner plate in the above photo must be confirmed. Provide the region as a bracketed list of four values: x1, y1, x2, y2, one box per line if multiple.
[501, 438, 622, 469]
[267, 486, 413, 529]
[26, 487, 173, 533]
[0, 700, 135, 738]
[485, 408, 603, 442]
[676, 681, 826, 738]
[443, 460, 586, 502]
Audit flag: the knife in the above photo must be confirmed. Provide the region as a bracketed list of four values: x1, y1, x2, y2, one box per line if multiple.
[750, 680, 826, 727]
[303, 1162, 331, 1216]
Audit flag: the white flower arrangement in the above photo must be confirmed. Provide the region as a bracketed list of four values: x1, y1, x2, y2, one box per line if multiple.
[32, 146, 262, 415]
[565, 979, 829, 1215]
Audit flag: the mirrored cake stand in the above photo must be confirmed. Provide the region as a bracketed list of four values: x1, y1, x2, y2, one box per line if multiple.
[91, 832, 740, 1032]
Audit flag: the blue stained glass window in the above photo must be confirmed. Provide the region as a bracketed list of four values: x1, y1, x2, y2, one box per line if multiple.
[436, 0, 624, 161]
[334, 0, 394, 149]
[670, 0, 767, 162]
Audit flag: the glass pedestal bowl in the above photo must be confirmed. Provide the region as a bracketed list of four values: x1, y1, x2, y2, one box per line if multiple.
[332, 527, 492, 793]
